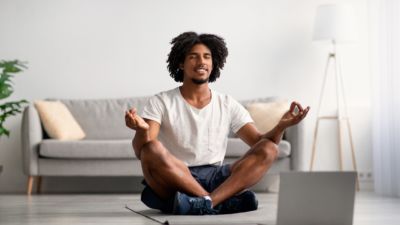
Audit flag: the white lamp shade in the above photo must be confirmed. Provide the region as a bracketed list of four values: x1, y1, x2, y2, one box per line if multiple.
[313, 4, 358, 42]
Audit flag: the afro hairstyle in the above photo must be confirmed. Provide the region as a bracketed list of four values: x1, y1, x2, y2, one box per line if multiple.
[166, 31, 228, 83]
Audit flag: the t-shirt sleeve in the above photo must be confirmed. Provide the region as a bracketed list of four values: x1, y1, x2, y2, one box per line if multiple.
[141, 95, 164, 125]
[229, 96, 254, 133]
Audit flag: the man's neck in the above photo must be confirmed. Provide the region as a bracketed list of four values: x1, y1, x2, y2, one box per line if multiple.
[179, 83, 211, 109]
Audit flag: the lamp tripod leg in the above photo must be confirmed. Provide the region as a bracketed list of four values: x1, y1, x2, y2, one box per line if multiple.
[346, 119, 360, 191]
[336, 52, 360, 191]
[337, 119, 344, 171]
[310, 54, 333, 171]
[310, 119, 320, 171]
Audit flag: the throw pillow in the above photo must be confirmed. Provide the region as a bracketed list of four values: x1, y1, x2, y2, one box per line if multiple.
[246, 100, 290, 133]
[34, 100, 86, 140]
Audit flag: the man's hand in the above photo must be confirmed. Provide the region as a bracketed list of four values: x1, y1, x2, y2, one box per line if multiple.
[125, 108, 150, 131]
[278, 101, 310, 129]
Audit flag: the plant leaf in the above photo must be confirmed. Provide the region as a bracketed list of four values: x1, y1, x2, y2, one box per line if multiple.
[0, 125, 10, 137]
[0, 60, 28, 138]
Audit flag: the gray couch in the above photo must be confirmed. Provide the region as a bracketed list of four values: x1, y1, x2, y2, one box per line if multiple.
[21, 97, 305, 195]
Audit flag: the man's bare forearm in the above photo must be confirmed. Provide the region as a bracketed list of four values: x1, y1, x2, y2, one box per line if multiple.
[261, 124, 285, 145]
[132, 129, 151, 159]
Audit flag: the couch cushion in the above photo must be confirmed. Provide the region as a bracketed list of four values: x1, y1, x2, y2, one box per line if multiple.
[59, 97, 150, 139]
[34, 100, 86, 140]
[226, 138, 291, 158]
[246, 101, 289, 133]
[39, 139, 136, 159]
[228, 97, 287, 138]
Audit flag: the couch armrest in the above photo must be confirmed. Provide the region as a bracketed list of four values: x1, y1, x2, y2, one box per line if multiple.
[21, 105, 43, 176]
[284, 121, 306, 171]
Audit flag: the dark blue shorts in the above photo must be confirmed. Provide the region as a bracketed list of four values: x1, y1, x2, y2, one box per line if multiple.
[141, 164, 231, 213]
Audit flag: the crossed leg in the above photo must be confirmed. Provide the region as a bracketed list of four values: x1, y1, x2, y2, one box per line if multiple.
[140, 138, 278, 207]
[210, 139, 278, 206]
[140, 140, 209, 199]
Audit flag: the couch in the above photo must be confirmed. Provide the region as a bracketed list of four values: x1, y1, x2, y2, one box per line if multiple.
[21, 96, 305, 195]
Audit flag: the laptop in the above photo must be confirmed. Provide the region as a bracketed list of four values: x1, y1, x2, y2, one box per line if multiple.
[275, 171, 357, 225]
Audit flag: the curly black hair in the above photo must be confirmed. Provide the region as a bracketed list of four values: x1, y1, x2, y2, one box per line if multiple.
[167, 32, 228, 83]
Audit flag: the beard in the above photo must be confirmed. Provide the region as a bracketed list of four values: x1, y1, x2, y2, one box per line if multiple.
[191, 78, 209, 85]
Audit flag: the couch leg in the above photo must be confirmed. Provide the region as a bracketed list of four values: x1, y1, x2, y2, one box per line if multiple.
[27, 176, 34, 195]
[37, 176, 42, 194]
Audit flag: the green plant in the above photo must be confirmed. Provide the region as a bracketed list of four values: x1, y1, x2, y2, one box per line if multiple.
[0, 60, 28, 137]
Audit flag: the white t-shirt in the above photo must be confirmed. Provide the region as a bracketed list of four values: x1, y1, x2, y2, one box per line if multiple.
[142, 87, 253, 166]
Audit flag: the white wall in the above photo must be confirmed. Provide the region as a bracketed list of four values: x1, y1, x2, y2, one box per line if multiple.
[0, 0, 371, 192]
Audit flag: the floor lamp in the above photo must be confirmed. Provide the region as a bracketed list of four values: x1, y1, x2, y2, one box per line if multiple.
[309, 4, 360, 190]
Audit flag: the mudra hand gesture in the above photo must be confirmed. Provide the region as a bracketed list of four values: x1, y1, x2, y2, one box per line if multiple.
[278, 101, 310, 129]
[125, 108, 150, 131]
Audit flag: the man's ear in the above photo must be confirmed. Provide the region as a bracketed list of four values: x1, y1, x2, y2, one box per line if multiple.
[179, 63, 184, 70]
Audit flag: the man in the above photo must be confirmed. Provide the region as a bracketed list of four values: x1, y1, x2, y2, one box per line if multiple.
[125, 32, 309, 215]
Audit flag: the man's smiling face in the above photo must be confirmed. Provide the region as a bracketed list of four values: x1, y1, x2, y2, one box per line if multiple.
[180, 43, 213, 85]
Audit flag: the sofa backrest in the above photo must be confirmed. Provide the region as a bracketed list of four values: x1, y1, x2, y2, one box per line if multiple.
[239, 96, 283, 107]
[60, 97, 149, 140]
[56, 96, 286, 140]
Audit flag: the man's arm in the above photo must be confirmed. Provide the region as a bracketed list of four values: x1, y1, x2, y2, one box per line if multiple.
[132, 119, 160, 159]
[236, 101, 310, 147]
[125, 108, 160, 159]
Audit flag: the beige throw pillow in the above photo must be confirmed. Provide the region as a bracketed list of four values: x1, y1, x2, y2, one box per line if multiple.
[34, 100, 86, 140]
[246, 101, 290, 133]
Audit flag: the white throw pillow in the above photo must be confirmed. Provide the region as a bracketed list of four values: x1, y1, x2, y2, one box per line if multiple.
[34, 100, 86, 140]
[246, 101, 290, 133]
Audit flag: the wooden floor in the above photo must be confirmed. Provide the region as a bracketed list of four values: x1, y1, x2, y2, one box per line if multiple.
[0, 192, 399, 225]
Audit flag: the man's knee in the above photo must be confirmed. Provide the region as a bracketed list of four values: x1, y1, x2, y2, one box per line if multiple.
[255, 139, 278, 164]
[141, 140, 167, 162]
